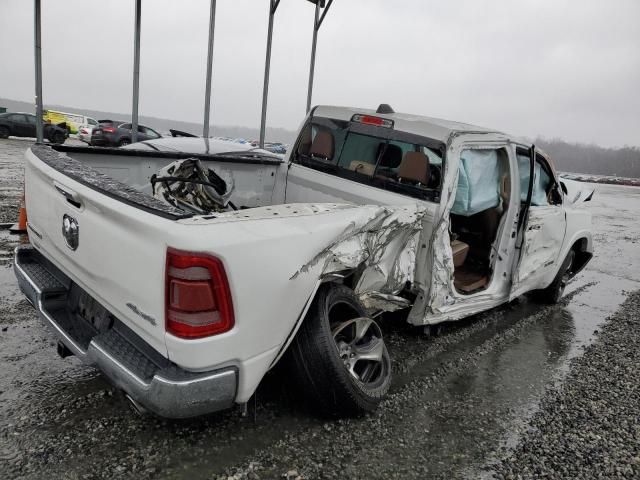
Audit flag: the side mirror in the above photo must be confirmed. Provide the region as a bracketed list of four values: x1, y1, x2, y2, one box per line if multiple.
[560, 181, 568, 195]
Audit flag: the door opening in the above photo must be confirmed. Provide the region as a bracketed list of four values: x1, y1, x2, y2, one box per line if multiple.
[449, 147, 511, 294]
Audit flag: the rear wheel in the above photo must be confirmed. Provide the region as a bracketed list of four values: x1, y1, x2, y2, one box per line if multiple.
[118, 138, 131, 147]
[52, 131, 65, 144]
[287, 284, 392, 416]
[0, 126, 9, 139]
[534, 250, 575, 304]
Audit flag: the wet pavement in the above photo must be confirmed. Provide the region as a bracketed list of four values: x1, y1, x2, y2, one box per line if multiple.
[0, 137, 638, 479]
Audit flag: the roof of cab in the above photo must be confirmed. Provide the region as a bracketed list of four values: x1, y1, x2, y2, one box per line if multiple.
[312, 105, 502, 144]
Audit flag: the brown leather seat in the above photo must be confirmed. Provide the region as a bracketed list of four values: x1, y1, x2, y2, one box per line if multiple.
[398, 151, 430, 185]
[309, 130, 334, 160]
[451, 239, 469, 267]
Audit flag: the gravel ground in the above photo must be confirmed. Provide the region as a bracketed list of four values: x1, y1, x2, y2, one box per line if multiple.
[494, 290, 640, 479]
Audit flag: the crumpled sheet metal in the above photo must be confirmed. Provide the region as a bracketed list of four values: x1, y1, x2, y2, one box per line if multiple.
[290, 204, 427, 311]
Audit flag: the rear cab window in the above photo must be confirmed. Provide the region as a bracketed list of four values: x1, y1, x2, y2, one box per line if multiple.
[291, 115, 445, 202]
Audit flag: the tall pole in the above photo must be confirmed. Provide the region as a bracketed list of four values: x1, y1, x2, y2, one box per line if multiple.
[203, 0, 217, 141]
[306, 3, 320, 113]
[306, 0, 333, 113]
[34, 0, 43, 144]
[259, 0, 280, 149]
[131, 0, 141, 143]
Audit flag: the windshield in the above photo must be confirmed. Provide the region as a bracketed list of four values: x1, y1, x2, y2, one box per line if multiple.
[291, 116, 445, 202]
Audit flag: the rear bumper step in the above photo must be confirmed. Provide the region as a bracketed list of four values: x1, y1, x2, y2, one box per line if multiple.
[13, 245, 237, 419]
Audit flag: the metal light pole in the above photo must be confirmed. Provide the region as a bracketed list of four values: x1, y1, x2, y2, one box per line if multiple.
[131, 0, 142, 143]
[34, 0, 44, 144]
[306, 0, 333, 113]
[203, 0, 217, 141]
[259, 0, 280, 149]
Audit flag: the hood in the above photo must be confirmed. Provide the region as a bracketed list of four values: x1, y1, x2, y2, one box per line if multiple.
[560, 178, 595, 204]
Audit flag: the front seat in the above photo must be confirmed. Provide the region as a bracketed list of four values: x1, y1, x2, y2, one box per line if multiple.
[309, 130, 334, 161]
[398, 151, 430, 185]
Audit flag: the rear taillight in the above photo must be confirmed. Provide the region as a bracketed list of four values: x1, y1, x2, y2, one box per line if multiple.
[102, 126, 116, 133]
[165, 248, 234, 339]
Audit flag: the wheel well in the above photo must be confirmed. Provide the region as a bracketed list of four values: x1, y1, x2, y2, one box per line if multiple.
[570, 238, 592, 275]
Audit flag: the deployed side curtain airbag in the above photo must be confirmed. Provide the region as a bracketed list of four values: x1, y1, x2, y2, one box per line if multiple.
[517, 155, 550, 206]
[451, 149, 500, 216]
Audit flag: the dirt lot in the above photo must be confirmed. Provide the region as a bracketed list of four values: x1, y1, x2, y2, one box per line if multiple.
[0, 137, 639, 479]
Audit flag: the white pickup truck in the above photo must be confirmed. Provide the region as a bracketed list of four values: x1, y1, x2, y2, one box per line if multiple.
[14, 105, 593, 418]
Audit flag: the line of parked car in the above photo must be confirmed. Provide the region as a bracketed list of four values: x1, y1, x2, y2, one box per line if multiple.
[0, 108, 290, 154]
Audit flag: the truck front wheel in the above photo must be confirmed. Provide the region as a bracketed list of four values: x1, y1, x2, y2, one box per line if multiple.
[288, 284, 392, 417]
[533, 250, 575, 304]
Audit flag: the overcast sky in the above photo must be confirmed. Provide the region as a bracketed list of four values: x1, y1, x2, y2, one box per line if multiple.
[1, 0, 638, 147]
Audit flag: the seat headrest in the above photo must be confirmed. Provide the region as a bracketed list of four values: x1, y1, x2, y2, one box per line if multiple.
[398, 151, 430, 185]
[309, 130, 334, 160]
[377, 143, 403, 169]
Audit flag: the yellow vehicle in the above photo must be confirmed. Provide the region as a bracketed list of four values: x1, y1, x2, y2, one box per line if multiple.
[42, 110, 98, 135]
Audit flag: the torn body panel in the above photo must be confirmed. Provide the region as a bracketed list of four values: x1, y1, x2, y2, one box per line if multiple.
[560, 178, 596, 205]
[290, 203, 432, 311]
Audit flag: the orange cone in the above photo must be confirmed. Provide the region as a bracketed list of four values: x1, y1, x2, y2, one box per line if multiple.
[10, 194, 28, 234]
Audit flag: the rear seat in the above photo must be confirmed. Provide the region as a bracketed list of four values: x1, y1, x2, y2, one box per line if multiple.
[451, 239, 469, 267]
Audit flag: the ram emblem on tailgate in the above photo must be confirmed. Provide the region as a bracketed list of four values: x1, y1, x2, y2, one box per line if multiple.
[62, 214, 79, 251]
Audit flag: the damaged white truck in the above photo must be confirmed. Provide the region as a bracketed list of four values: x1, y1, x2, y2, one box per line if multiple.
[14, 105, 593, 418]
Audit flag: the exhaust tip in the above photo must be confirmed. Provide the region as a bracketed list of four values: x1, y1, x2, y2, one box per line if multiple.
[124, 393, 149, 417]
[56, 341, 73, 359]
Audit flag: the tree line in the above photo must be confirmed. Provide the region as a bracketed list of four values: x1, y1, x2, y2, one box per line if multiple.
[536, 138, 640, 178]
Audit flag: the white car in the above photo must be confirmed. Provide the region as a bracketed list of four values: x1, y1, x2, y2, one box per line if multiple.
[77, 125, 94, 144]
[14, 105, 593, 418]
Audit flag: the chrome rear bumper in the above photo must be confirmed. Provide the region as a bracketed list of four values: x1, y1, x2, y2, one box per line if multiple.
[13, 245, 237, 419]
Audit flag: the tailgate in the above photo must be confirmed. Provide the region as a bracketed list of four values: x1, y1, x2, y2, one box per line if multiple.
[24, 146, 186, 356]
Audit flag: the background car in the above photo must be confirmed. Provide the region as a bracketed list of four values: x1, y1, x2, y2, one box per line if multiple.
[43, 110, 98, 136]
[78, 126, 94, 144]
[0, 112, 68, 144]
[263, 142, 287, 154]
[90, 120, 163, 147]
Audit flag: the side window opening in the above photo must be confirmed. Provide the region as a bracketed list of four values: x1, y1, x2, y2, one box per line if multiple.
[516, 149, 560, 206]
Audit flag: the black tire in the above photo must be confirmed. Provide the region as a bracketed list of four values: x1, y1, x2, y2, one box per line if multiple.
[51, 132, 65, 144]
[534, 250, 575, 304]
[0, 126, 9, 139]
[118, 138, 131, 147]
[287, 284, 392, 417]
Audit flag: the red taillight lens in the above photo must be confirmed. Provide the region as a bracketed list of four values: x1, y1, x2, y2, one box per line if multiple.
[165, 248, 234, 338]
[102, 126, 116, 133]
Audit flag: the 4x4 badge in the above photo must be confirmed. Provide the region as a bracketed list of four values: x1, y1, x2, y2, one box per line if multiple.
[62, 214, 79, 250]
